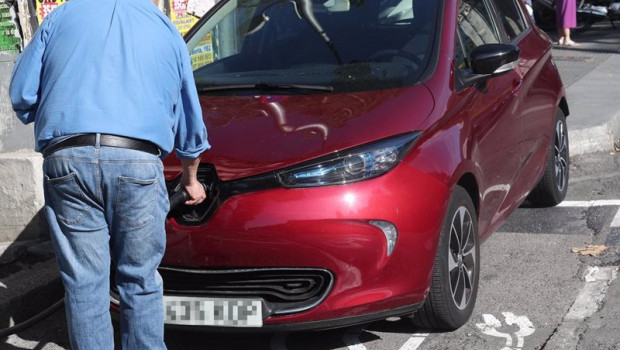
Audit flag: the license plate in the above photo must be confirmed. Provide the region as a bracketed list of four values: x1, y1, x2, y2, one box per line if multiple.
[163, 296, 263, 327]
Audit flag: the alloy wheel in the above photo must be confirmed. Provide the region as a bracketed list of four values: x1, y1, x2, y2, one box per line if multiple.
[554, 119, 568, 192]
[448, 206, 476, 310]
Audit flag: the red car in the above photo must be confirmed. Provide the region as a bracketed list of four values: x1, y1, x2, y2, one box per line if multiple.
[112, 0, 569, 331]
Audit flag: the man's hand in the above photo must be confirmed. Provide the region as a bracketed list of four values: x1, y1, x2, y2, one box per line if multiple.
[180, 157, 206, 205]
[183, 181, 206, 205]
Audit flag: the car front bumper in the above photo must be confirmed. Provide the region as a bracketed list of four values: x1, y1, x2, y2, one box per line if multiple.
[113, 163, 449, 330]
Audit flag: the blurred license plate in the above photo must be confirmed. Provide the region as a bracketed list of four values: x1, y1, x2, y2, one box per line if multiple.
[164, 296, 263, 327]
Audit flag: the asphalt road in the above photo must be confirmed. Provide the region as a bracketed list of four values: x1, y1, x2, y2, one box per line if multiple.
[2, 151, 619, 350]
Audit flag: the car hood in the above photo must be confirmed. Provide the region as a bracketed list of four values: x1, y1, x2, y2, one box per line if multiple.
[164, 85, 434, 181]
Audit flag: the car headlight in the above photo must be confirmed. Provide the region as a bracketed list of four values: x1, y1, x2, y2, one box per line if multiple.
[277, 132, 421, 188]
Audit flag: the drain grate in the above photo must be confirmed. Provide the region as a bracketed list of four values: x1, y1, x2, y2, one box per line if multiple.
[552, 48, 611, 87]
[553, 56, 595, 62]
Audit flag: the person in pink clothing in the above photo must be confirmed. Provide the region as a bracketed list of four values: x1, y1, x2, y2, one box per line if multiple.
[556, 0, 580, 46]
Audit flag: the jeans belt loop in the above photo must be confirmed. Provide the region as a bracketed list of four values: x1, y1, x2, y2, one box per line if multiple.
[95, 133, 101, 149]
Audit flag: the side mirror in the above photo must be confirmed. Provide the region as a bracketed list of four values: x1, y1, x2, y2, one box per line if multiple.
[470, 43, 520, 75]
[459, 44, 520, 87]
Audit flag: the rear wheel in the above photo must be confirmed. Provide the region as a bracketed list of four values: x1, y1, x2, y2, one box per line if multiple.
[528, 110, 569, 207]
[412, 186, 479, 331]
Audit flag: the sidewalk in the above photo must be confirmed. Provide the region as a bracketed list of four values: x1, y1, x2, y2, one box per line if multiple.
[552, 21, 620, 155]
[0, 21, 619, 345]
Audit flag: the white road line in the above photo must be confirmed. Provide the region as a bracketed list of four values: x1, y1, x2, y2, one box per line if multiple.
[611, 208, 620, 228]
[557, 200, 620, 207]
[398, 333, 429, 350]
[5, 334, 40, 349]
[536, 266, 618, 349]
[565, 266, 618, 320]
[344, 332, 367, 350]
[557, 200, 620, 227]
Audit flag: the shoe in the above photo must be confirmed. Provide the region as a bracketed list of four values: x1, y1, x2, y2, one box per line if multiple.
[557, 37, 565, 45]
[563, 39, 580, 47]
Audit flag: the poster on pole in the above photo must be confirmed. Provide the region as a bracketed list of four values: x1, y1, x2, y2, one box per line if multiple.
[35, 0, 67, 24]
[187, 0, 217, 18]
[0, 2, 21, 53]
[168, 0, 199, 37]
[169, 0, 217, 69]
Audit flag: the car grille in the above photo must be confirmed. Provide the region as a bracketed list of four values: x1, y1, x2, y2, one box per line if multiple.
[111, 267, 334, 316]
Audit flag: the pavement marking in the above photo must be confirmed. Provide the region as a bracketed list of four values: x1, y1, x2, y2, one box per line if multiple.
[5, 334, 40, 349]
[344, 331, 367, 350]
[557, 200, 620, 228]
[565, 266, 618, 320]
[543, 266, 619, 348]
[398, 333, 428, 350]
[504, 313, 535, 348]
[557, 200, 620, 207]
[611, 208, 620, 228]
[475, 312, 535, 349]
[344, 327, 428, 350]
[477, 314, 513, 347]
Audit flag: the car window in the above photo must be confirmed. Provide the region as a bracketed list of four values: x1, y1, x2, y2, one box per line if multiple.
[454, 35, 468, 71]
[458, 0, 500, 63]
[185, 0, 441, 93]
[490, 0, 528, 41]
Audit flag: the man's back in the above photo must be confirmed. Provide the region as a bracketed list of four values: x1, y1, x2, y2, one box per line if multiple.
[11, 0, 200, 156]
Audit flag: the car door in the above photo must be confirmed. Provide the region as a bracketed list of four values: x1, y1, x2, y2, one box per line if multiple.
[455, 0, 526, 237]
[490, 0, 559, 196]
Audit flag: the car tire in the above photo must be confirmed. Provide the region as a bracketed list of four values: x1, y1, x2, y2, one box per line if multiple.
[527, 110, 569, 207]
[412, 185, 479, 331]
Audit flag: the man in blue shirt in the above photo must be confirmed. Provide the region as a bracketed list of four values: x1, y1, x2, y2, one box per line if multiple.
[9, 0, 210, 348]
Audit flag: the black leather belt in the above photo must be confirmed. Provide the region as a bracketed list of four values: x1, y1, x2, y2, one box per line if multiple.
[42, 134, 160, 157]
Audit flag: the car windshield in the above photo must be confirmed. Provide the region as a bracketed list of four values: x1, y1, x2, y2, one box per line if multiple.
[187, 0, 441, 94]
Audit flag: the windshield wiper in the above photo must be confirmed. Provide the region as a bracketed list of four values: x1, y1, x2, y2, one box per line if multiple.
[198, 83, 334, 93]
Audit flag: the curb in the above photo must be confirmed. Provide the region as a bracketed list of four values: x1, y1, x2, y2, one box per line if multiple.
[568, 113, 620, 156]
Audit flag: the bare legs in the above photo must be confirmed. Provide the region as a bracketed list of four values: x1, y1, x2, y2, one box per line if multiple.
[558, 27, 579, 46]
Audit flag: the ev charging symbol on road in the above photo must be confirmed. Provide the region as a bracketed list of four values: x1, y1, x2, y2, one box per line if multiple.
[475, 312, 535, 350]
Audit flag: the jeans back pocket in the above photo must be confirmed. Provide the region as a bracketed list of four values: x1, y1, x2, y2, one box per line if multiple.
[45, 172, 91, 226]
[115, 176, 158, 228]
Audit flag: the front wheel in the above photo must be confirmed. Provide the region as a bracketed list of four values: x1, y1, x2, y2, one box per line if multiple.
[527, 110, 569, 207]
[412, 186, 480, 331]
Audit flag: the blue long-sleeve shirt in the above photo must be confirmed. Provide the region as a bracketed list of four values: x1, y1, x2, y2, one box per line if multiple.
[9, 0, 209, 159]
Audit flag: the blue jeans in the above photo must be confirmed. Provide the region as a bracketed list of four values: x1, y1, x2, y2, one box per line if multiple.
[43, 138, 168, 350]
